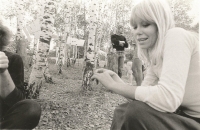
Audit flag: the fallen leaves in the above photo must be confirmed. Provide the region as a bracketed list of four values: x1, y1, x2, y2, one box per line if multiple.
[28, 60, 128, 130]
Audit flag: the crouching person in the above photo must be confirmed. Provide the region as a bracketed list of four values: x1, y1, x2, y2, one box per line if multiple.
[0, 16, 41, 129]
[92, 0, 200, 129]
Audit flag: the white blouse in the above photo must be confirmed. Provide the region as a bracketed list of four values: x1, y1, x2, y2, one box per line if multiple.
[135, 27, 200, 118]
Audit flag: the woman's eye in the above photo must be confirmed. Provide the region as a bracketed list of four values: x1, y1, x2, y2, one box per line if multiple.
[133, 26, 137, 30]
[143, 24, 150, 27]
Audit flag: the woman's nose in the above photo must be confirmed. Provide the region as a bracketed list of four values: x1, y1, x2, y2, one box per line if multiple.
[135, 26, 143, 35]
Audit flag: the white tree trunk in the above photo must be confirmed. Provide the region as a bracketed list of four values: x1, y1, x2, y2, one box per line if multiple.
[28, 0, 56, 99]
[82, 0, 98, 91]
[95, 1, 104, 68]
[64, 0, 73, 67]
[57, 39, 65, 74]
[15, 0, 26, 65]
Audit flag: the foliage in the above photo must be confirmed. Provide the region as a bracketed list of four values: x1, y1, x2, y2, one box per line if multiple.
[1, 0, 198, 50]
[173, 0, 199, 32]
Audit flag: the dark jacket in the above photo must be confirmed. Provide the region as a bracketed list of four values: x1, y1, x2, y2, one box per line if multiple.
[111, 34, 129, 51]
[0, 51, 25, 117]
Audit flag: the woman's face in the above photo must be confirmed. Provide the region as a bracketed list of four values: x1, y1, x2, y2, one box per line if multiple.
[132, 17, 158, 49]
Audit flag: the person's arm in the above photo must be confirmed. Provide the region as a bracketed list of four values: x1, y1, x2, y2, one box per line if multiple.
[91, 66, 158, 101]
[135, 28, 192, 113]
[0, 52, 15, 98]
[110, 82, 137, 99]
[92, 68, 137, 99]
[109, 63, 158, 100]
[2, 52, 25, 108]
[123, 37, 128, 48]
[0, 70, 15, 98]
[141, 66, 158, 86]
[111, 35, 119, 48]
[8, 53, 24, 92]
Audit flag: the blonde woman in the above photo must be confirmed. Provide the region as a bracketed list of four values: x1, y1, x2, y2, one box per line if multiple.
[92, 0, 200, 129]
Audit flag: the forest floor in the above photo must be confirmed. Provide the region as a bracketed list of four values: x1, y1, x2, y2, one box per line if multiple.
[25, 58, 136, 130]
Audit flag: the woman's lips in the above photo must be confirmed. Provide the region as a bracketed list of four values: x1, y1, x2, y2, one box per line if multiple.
[137, 38, 148, 43]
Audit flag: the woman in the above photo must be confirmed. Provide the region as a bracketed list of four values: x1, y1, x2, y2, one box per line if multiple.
[92, 0, 200, 129]
[0, 16, 41, 129]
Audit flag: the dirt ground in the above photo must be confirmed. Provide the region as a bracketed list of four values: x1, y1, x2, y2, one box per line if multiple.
[27, 58, 134, 130]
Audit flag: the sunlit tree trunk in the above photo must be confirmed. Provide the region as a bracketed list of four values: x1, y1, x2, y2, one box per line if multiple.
[56, 31, 65, 74]
[56, 38, 65, 74]
[83, 2, 88, 60]
[71, 3, 78, 66]
[15, 0, 27, 65]
[94, 27, 98, 69]
[28, 0, 56, 99]
[66, 44, 71, 67]
[82, 0, 98, 91]
[94, 1, 103, 68]
[72, 45, 75, 57]
[64, 0, 73, 67]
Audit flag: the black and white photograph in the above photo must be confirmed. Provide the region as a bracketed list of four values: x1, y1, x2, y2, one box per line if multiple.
[0, 0, 199, 129]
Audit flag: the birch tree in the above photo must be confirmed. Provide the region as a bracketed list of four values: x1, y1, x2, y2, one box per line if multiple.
[64, 0, 73, 67]
[94, 1, 103, 68]
[15, 0, 27, 64]
[28, 0, 56, 99]
[55, 4, 69, 73]
[56, 37, 65, 74]
[82, 0, 98, 91]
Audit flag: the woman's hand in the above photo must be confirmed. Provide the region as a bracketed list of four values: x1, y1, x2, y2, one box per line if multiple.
[91, 68, 125, 90]
[0, 51, 9, 73]
[94, 68, 125, 83]
[92, 68, 137, 100]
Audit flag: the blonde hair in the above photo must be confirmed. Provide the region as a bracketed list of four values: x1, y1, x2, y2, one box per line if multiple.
[130, 0, 175, 67]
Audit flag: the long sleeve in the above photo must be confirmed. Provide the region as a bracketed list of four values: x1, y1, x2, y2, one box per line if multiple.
[8, 54, 24, 92]
[135, 28, 194, 113]
[123, 37, 128, 48]
[3, 52, 25, 109]
[141, 66, 158, 86]
[111, 35, 119, 48]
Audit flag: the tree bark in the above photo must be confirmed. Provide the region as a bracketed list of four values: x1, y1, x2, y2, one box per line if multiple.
[28, 0, 56, 99]
[64, 0, 73, 67]
[82, 0, 98, 91]
[15, 0, 27, 67]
